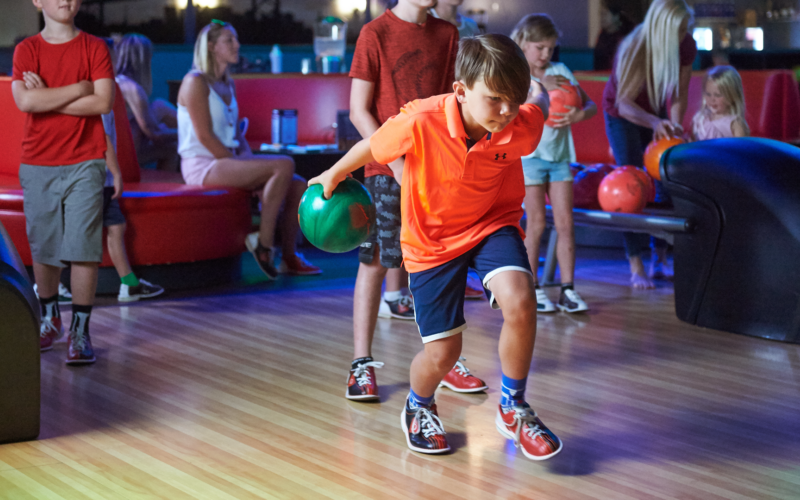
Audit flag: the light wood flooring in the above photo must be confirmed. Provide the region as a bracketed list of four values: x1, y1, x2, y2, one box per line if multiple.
[1, 249, 799, 499]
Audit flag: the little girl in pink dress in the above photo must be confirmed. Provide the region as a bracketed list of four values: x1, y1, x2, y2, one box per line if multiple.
[691, 65, 750, 140]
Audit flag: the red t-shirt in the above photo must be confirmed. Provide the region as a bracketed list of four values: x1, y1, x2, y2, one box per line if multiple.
[12, 31, 114, 166]
[349, 9, 459, 177]
[603, 33, 697, 118]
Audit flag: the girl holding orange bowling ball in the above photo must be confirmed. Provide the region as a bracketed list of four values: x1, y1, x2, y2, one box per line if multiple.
[512, 13, 597, 313]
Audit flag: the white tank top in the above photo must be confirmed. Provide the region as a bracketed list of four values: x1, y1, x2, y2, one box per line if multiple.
[178, 80, 240, 158]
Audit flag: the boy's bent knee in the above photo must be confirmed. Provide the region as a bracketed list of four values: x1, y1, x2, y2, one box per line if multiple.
[423, 335, 462, 371]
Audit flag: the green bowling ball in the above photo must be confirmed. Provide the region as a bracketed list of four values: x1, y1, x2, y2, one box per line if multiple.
[298, 177, 375, 253]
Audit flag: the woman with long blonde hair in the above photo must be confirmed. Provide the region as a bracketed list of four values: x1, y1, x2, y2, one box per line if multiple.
[601, 0, 695, 289]
[115, 33, 179, 171]
[177, 21, 321, 278]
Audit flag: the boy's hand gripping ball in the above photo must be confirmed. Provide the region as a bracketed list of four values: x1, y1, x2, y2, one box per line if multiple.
[298, 177, 376, 253]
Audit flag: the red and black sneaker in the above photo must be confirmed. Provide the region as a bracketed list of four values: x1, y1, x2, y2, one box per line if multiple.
[40, 316, 64, 352]
[496, 403, 562, 461]
[346, 360, 384, 401]
[439, 357, 488, 393]
[66, 330, 96, 365]
[401, 397, 450, 454]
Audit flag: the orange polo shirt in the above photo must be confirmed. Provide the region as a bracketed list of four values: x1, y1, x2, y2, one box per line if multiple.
[370, 93, 545, 274]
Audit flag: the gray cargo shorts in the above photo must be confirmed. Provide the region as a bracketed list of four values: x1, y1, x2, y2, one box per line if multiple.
[19, 159, 106, 267]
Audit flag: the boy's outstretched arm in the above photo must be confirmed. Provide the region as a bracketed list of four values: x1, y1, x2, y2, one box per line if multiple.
[57, 78, 115, 116]
[308, 138, 376, 199]
[11, 75, 92, 113]
[527, 81, 550, 122]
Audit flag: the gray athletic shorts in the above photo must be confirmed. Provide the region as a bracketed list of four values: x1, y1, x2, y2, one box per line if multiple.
[358, 174, 403, 268]
[19, 159, 106, 267]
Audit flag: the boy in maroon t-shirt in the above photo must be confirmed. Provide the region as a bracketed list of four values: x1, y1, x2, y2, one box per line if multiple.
[12, 0, 115, 364]
[345, 0, 488, 401]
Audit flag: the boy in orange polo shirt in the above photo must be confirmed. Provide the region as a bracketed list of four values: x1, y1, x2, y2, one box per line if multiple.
[310, 34, 562, 461]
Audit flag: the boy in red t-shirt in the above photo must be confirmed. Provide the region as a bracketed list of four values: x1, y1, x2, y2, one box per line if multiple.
[345, 0, 488, 402]
[311, 35, 562, 461]
[12, 0, 115, 364]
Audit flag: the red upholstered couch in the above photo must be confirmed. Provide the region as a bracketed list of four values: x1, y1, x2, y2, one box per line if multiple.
[0, 77, 251, 269]
[572, 69, 800, 165]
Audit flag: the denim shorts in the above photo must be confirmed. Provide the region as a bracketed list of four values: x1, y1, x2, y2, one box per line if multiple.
[102, 187, 126, 227]
[408, 226, 532, 343]
[522, 157, 573, 186]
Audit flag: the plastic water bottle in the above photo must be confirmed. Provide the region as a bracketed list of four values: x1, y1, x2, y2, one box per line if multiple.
[269, 45, 282, 74]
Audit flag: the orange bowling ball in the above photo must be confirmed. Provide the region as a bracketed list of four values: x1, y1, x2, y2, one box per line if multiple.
[545, 84, 583, 128]
[643, 137, 684, 180]
[622, 165, 656, 203]
[597, 168, 649, 214]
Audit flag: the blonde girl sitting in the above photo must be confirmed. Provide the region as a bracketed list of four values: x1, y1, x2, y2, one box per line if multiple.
[691, 65, 750, 140]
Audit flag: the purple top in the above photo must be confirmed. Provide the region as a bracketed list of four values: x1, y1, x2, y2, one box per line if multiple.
[603, 33, 697, 118]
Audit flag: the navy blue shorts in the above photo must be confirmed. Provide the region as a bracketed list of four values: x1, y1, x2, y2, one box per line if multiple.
[408, 226, 532, 343]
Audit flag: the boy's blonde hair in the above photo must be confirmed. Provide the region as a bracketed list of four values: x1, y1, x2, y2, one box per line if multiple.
[510, 13, 562, 46]
[193, 21, 236, 82]
[615, 0, 693, 113]
[456, 34, 531, 105]
[696, 65, 750, 134]
[115, 34, 153, 96]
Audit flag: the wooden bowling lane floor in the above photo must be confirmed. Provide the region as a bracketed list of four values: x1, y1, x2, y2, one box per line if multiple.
[1, 249, 799, 499]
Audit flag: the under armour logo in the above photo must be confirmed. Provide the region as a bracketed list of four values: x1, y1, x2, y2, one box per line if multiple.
[494, 153, 507, 160]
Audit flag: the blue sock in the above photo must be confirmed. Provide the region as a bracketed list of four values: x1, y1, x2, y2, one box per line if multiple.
[500, 374, 527, 409]
[408, 388, 434, 409]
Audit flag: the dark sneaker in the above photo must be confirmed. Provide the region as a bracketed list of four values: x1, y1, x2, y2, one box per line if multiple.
[66, 330, 96, 365]
[346, 360, 384, 401]
[401, 397, 450, 454]
[118, 280, 164, 302]
[40, 316, 64, 352]
[536, 288, 556, 313]
[496, 403, 562, 461]
[557, 288, 588, 313]
[377, 295, 415, 320]
[34, 283, 72, 305]
[439, 357, 488, 393]
[245, 232, 278, 280]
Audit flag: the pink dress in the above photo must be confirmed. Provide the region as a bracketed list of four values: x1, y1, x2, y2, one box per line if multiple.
[692, 111, 737, 140]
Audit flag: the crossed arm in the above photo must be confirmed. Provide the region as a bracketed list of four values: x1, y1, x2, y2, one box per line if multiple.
[12, 71, 114, 116]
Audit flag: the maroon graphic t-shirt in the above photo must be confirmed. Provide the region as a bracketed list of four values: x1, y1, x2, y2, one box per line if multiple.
[350, 9, 459, 177]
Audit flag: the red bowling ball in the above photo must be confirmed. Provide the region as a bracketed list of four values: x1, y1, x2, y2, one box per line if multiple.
[545, 84, 583, 128]
[598, 168, 649, 214]
[572, 167, 608, 209]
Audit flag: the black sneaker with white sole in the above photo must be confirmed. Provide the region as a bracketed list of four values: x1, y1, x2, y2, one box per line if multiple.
[245, 233, 278, 280]
[401, 397, 450, 454]
[118, 280, 165, 302]
[557, 288, 588, 313]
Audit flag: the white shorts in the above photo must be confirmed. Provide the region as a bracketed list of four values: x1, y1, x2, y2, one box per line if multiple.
[181, 155, 219, 186]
